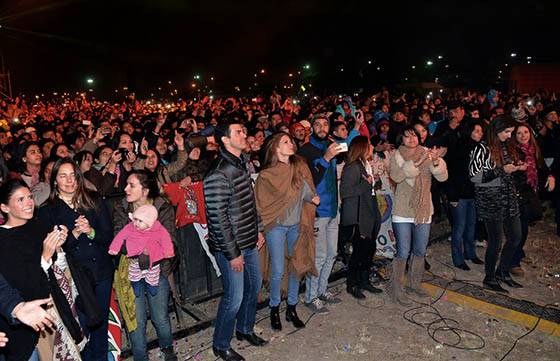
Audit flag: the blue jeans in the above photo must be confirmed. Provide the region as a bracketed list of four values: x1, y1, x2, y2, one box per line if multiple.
[79, 277, 113, 361]
[28, 349, 39, 361]
[129, 276, 173, 361]
[450, 199, 477, 266]
[213, 247, 262, 351]
[266, 224, 300, 307]
[305, 215, 339, 303]
[392, 222, 431, 259]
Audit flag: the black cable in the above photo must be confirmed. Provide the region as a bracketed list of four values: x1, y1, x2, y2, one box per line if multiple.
[496, 303, 558, 361]
[401, 257, 486, 351]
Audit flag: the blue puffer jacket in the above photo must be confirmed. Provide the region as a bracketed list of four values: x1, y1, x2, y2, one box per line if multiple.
[298, 135, 338, 218]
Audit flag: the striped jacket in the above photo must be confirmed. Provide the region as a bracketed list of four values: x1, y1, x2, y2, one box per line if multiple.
[469, 142, 519, 220]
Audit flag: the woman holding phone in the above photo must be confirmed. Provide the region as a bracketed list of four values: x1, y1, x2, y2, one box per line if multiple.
[469, 115, 523, 292]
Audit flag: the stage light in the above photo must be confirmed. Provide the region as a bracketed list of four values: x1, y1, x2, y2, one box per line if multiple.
[426, 60, 433, 66]
[86, 78, 94, 84]
[510, 53, 517, 57]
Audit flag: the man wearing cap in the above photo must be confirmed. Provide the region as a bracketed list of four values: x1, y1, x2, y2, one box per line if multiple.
[298, 115, 344, 314]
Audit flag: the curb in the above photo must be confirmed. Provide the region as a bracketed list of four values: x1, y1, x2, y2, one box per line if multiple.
[422, 282, 560, 337]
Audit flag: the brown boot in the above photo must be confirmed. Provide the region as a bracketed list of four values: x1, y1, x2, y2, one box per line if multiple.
[406, 255, 430, 298]
[387, 258, 412, 306]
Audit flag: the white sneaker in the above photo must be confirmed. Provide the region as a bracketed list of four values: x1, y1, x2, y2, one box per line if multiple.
[318, 291, 342, 304]
[305, 298, 329, 314]
[475, 240, 487, 248]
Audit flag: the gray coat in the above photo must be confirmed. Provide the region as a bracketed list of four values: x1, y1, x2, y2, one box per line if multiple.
[340, 160, 379, 238]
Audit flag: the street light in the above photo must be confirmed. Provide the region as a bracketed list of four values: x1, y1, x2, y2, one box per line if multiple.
[426, 60, 433, 66]
[303, 64, 310, 70]
[510, 53, 517, 57]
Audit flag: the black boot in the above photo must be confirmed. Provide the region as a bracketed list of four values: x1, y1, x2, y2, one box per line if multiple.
[270, 306, 282, 331]
[495, 270, 523, 288]
[347, 285, 366, 299]
[286, 304, 305, 328]
[483, 276, 509, 293]
[359, 270, 383, 294]
[213, 347, 245, 361]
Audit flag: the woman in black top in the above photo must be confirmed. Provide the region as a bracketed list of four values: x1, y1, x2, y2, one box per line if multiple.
[469, 115, 523, 293]
[0, 179, 76, 361]
[38, 158, 113, 361]
[447, 122, 485, 270]
[340, 136, 382, 299]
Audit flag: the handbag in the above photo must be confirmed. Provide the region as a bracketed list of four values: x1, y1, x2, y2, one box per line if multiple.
[520, 186, 543, 222]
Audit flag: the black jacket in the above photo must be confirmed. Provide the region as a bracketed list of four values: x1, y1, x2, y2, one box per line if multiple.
[339, 161, 380, 238]
[446, 137, 478, 202]
[0, 220, 50, 361]
[38, 197, 115, 282]
[203, 148, 263, 261]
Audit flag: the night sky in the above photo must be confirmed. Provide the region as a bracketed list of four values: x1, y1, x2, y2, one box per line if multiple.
[0, 0, 557, 96]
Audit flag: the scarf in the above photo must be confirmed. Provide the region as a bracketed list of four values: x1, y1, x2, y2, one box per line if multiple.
[255, 157, 318, 285]
[519, 143, 538, 191]
[397, 145, 433, 224]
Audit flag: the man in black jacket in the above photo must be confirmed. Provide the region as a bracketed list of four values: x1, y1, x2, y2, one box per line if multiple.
[204, 120, 267, 361]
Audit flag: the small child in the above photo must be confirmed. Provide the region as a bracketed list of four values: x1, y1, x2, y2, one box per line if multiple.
[109, 205, 174, 293]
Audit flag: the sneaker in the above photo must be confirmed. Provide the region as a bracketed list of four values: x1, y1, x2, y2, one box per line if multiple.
[475, 240, 487, 248]
[318, 291, 342, 304]
[305, 298, 329, 314]
[161, 346, 178, 361]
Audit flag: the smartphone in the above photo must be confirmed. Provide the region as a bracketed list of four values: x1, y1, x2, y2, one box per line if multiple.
[82, 119, 91, 126]
[338, 143, 348, 152]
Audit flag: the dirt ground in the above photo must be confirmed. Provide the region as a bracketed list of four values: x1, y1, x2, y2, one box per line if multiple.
[135, 207, 560, 361]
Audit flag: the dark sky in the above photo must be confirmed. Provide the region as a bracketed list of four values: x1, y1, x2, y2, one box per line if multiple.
[0, 0, 557, 95]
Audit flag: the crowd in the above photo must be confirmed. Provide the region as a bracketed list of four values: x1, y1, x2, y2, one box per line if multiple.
[0, 87, 559, 361]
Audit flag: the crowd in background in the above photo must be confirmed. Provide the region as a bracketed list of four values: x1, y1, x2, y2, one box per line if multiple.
[0, 87, 559, 361]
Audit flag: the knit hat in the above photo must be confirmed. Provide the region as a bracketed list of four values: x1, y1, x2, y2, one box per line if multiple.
[490, 114, 517, 134]
[130, 204, 158, 228]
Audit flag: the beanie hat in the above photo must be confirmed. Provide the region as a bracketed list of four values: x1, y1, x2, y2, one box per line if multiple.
[491, 114, 516, 134]
[130, 204, 158, 228]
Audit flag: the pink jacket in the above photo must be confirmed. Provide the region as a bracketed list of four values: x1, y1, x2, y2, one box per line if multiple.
[109, 221, 175, 267]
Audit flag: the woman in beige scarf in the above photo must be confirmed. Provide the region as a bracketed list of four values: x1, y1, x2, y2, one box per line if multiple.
[255, 133, 319, 331]
[388, 126, 447, 306]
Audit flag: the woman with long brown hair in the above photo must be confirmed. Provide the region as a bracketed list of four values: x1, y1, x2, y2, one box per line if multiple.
[510, 124, 555, 275]
[469, 115, 523, 292]
[255, 132, 319, 331]
[38, 158, 113, 361]
[340, 136, 383, 299]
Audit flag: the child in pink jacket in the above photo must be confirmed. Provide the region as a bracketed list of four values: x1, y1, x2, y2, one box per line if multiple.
[109, 205, 174, 291]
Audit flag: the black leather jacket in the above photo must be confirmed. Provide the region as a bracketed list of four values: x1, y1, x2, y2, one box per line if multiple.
[203, 148, 263, 260]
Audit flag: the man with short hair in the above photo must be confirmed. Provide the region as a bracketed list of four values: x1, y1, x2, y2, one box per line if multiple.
[298, 116, 344, 314]
[204, 120, 267, 361]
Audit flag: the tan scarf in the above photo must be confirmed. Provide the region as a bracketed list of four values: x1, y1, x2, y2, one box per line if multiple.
[397, 145, 433, 224]
[255, 156, 318, 287]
